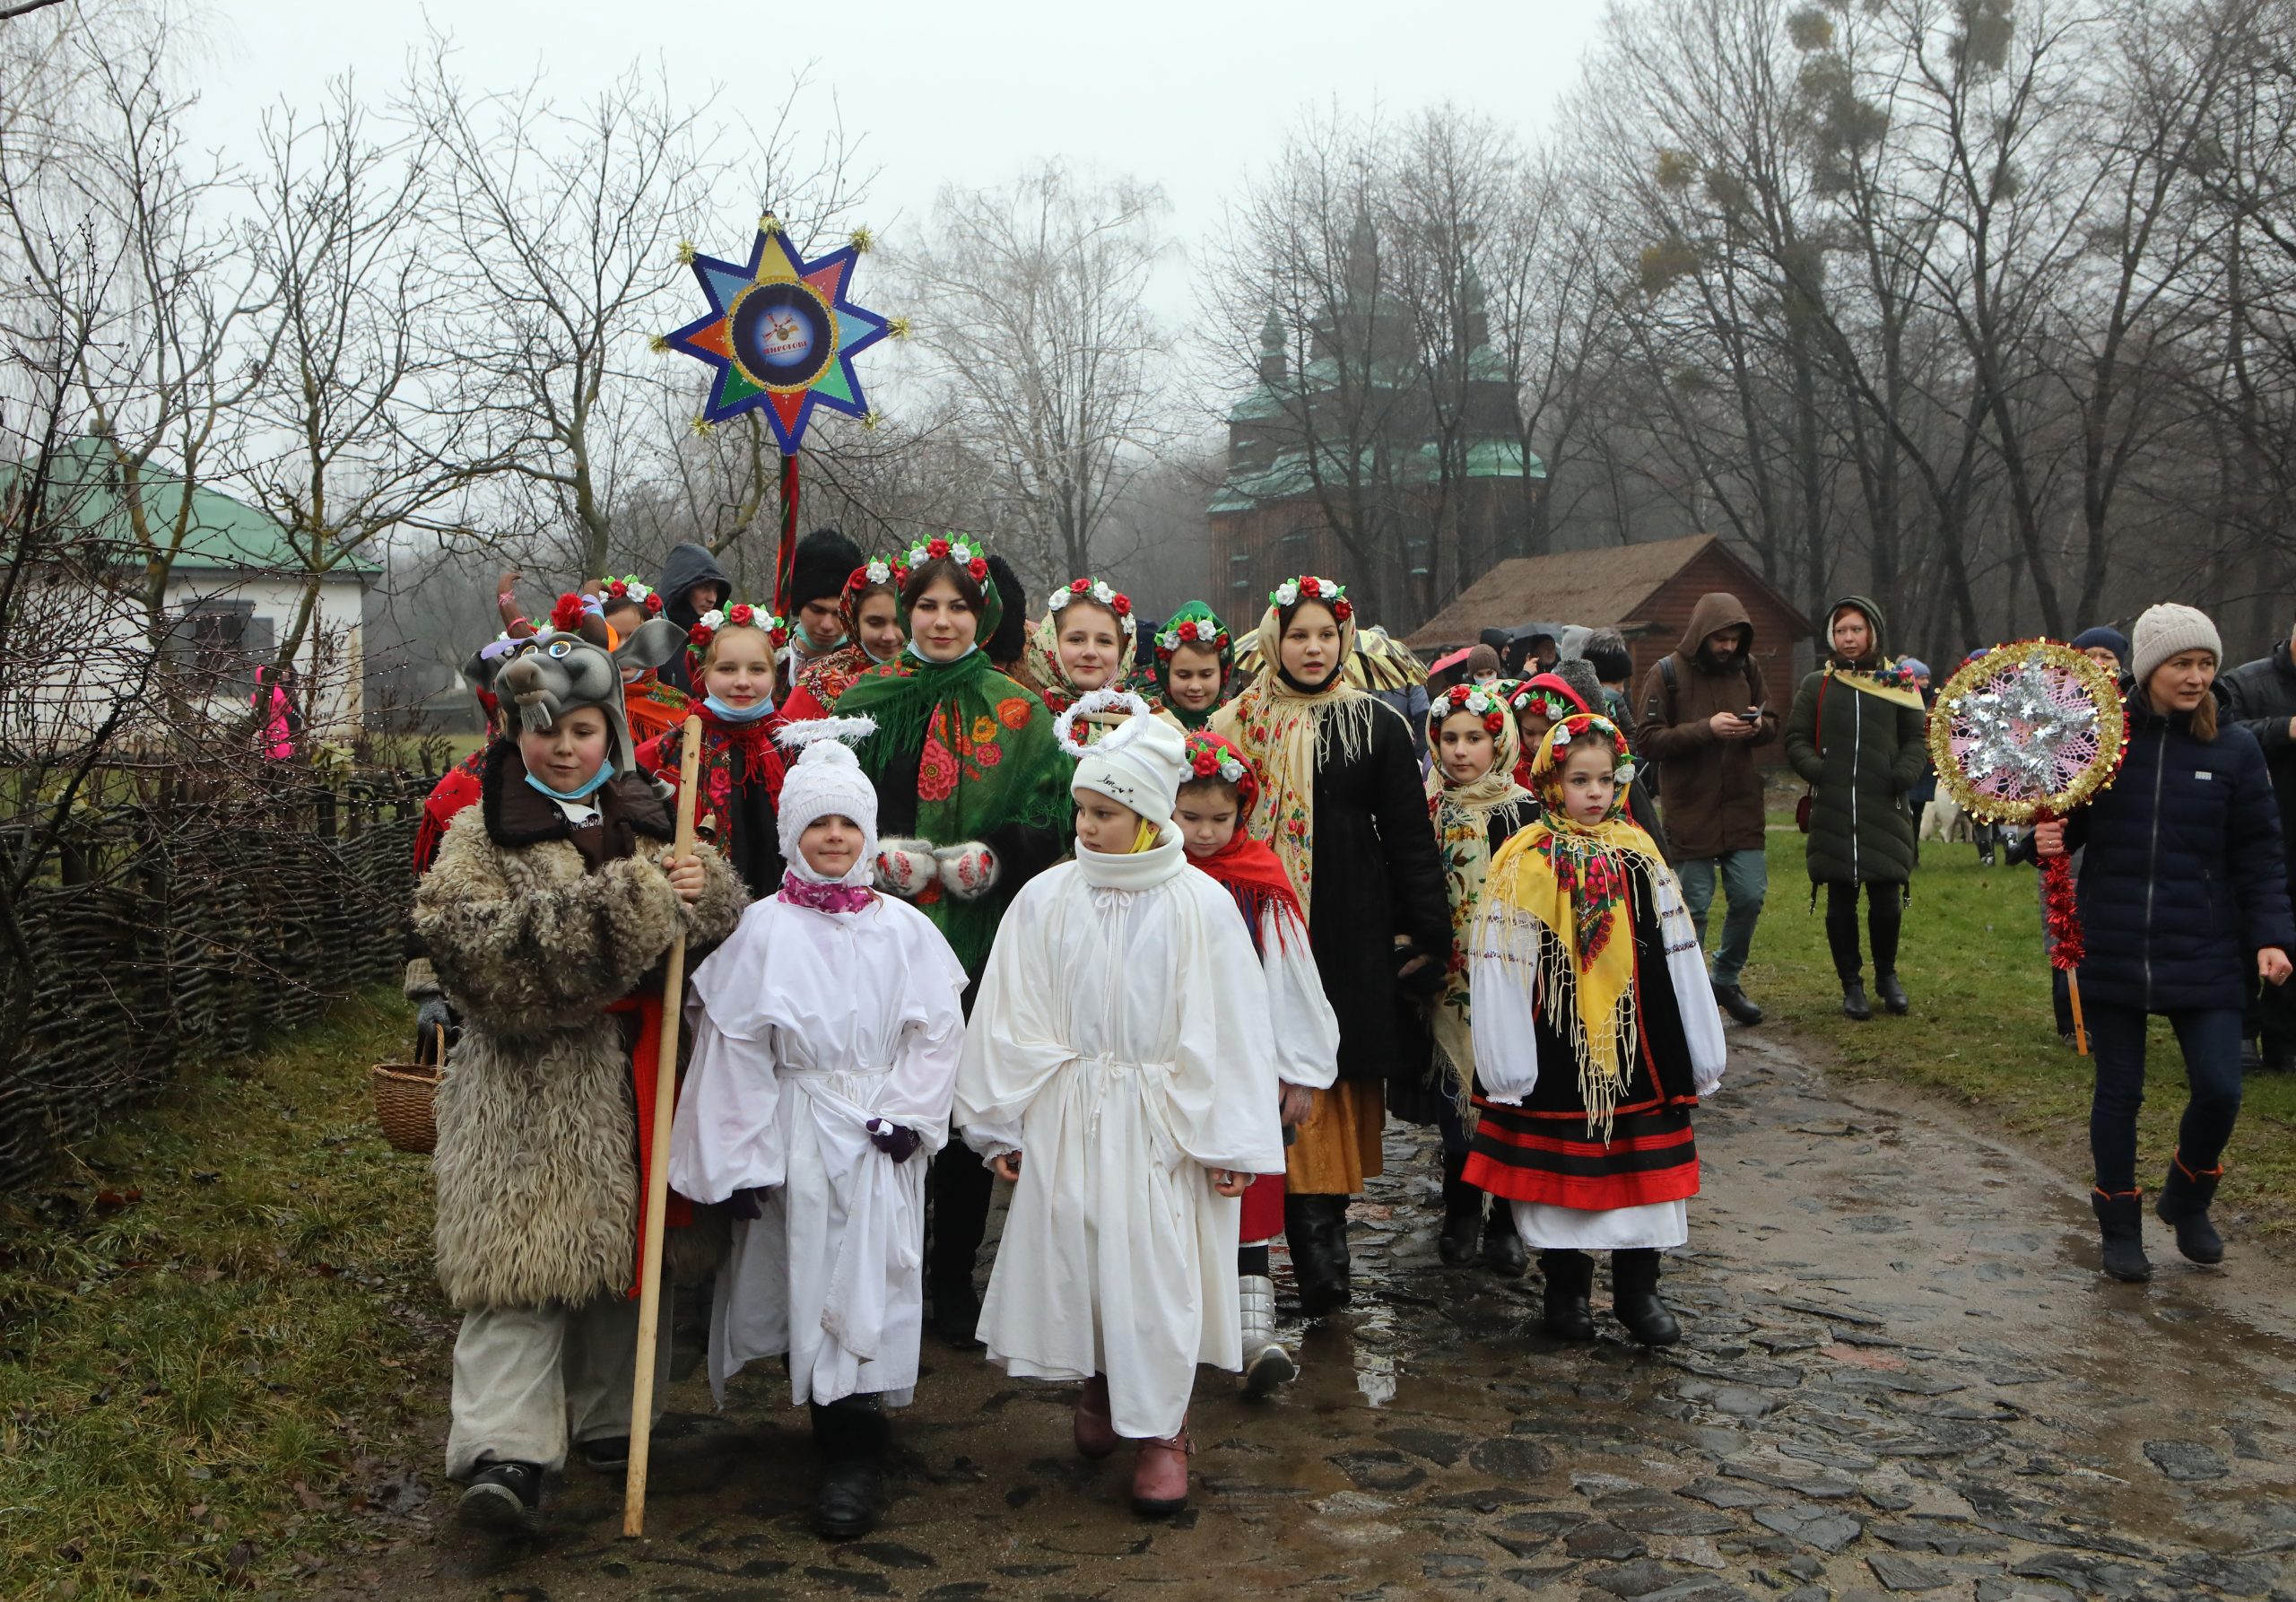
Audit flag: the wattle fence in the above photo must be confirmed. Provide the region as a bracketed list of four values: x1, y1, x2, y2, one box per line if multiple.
[0, 765, 426, 1192]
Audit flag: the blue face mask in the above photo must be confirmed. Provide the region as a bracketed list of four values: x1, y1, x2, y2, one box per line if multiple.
[704, 693, 776, 723]
[524, 756, 615, 803]
[906, 640, 977, 665]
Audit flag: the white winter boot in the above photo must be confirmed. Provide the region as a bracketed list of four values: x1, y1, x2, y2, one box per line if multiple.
[1239, 1274, 1296, 1397]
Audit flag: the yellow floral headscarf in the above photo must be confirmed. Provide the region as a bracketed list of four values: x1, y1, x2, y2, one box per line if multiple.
[1426, 683, 1530, 1096]
[1025, 578, 1138, 715]
[1479, 713, 1665, 1140]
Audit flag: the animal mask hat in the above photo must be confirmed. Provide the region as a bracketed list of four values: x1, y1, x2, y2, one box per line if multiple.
[493, 592, 687, 785]
[775, 717, 880, 884]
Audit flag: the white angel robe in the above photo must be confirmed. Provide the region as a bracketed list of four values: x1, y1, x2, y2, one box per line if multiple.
[1471, 857, 1727, 1252]
[956, 828, 1287, 1441]
[669, 891, 968, 1407]
[1253, 898, 1342, 1093]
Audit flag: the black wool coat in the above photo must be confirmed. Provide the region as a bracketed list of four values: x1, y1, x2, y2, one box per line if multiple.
[1304, 701, 1455, 1084]
[2216, 640, 2296, 878]
[2066, 695, 2296, 1014]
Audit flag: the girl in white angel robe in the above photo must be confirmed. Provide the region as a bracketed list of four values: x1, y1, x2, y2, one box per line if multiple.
[955, 709, 1284, 1517]
[668, 720, 968, 1539]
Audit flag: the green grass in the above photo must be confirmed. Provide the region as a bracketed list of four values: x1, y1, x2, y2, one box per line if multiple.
[0, 988, 448, 1599]
[1741, 816, 2296, 1230]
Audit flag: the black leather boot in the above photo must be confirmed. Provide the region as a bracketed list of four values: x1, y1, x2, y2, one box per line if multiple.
[1874, 971, 1909, 1014]
[2092, 1189, 2152, 1282]
[1481, 1195, 1527, 1277]
[1437, 1151, 1481, 1267]
[2156, 1156, 2224, 1265]
[1284, 1194, 1352, 1315]
[810, 1397, 889, 1539]
[1611, 1249, 1682, 1346]
[1841, 980, 1873, 1021]
[1538, 1249, 1595, 1340]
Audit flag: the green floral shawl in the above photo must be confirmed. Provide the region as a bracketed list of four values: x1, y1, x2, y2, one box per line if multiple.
[837, 649, 1071, 975]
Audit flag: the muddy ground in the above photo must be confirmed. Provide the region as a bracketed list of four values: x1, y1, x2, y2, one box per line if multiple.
[346, 1029, 2296, 1601]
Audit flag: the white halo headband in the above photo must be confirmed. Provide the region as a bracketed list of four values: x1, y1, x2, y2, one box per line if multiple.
[1053, 687, 1152, 758]
[776, 715, 878, 751]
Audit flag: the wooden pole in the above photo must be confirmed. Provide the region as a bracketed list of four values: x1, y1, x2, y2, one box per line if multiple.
[622, 714, 701, 1538]
[2068, 972, 2089, 1058]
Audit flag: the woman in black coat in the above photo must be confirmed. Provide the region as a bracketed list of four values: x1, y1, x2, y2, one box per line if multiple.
[1213, 576, 1451, 1313]
[2037, 604, 2294, 1283]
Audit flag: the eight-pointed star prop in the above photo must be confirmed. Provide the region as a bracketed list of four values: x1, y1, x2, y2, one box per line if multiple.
[662, 220, 891, 454]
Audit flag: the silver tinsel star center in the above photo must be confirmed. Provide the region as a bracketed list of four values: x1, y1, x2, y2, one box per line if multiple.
[1955, 659, 2098, 799]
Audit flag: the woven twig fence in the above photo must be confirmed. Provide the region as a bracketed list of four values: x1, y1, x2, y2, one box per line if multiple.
[0, 766, 424, 1192]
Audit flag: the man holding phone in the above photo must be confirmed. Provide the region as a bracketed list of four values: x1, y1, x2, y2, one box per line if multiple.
[1635, 593, 1781, 1024]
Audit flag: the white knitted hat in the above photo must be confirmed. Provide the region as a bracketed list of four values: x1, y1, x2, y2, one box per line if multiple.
[2129, 603, 2222, 687]
[776, 718, 879, 884]
[1068, 702, 1187, 822]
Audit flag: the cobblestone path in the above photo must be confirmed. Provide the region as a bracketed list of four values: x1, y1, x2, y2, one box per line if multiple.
[376, 1030, 2296, 1601]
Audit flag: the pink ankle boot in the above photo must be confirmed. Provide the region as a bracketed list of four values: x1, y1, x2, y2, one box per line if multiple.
[1073, 1375, 1118, 1461]
[1130, 1423, 1192, 1516]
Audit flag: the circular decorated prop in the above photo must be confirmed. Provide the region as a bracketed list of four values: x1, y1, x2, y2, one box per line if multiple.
[1926, 640, 2128, 1051]
[1926, 640, 2126, 825]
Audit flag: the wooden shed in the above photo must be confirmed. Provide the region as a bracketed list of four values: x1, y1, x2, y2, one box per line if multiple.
[1406, 534, 1813, 697]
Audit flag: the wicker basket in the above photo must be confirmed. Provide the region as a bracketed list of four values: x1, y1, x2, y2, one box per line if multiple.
[371, 1027, 444, 1155]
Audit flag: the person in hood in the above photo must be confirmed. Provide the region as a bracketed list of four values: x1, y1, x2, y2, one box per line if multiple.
[1634, 594, 1779, 1026]
[1787, 596, 1926, 1022]
[658, 542, 734, 694]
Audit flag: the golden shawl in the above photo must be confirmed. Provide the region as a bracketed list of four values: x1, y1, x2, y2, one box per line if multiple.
[1427, 688, 1529, 1097]
[1478, 712, 1666, 1141]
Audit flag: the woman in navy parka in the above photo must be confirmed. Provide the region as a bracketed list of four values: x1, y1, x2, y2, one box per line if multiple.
[2038, 605, 2295, 1283]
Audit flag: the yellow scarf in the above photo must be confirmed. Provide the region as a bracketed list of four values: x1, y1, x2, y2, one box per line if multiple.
[1479, 714, 1666, 1141]
[1210, 604, 1376, 922]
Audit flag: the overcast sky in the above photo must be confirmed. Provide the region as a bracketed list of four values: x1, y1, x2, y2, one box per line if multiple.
[186, 0, 1607, 314]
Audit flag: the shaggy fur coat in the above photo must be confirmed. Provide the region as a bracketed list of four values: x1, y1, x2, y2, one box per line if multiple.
[413, 764, 746, 1310]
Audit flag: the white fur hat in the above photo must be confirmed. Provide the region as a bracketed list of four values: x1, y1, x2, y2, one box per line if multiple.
[1067, 700, 1187, 822]
[776, 718, 879, 884]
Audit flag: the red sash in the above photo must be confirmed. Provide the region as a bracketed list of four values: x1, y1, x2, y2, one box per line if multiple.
[606, 991, 693, 1300]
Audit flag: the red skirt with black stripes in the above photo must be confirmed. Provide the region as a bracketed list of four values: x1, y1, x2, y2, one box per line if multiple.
[1462, 1094, 1700, 1212]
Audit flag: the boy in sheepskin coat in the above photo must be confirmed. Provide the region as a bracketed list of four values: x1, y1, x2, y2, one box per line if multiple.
[414, 605, 746, 1536]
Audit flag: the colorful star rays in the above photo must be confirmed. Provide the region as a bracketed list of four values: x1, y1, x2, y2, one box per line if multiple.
[663, 220, 891, 455]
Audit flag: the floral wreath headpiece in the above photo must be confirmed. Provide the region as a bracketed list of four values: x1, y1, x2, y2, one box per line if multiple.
[898, 535, 989, 586]
[846, 554, 906, 596]
[1048, 576, 1135, 633]
[602, 576, 662, 614]
[685, 600, 789, 660]
[1537, 712, 1637, 793]
[1052, 686, 1153, 758]
[1180, 729, 1259, 811]
[1509, 681, 1578, 722]
[1431, 682, 1509, 738]
[1155, 614, 1230, 661]
[1269, 574, 1353, 623]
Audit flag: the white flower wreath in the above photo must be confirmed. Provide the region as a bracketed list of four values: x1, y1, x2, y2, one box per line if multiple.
[1053, 687, 1153, 758]
[1272, 579, 1300, 606]
[864, 560, 891, 584]
[696, 608, 726, 632]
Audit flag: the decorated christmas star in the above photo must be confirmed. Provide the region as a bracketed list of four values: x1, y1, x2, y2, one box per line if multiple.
[662, 218, 891, 454]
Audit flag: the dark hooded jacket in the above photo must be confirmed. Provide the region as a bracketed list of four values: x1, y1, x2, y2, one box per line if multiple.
[1634, 592, 1779, 858]
[2067, 692, 2294, 1013]
[1786, 596, 1926, 885]
[2216, 639, 2296, 881]
[657, 543, 732, 693]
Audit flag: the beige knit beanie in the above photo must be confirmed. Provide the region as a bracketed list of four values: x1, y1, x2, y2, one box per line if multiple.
[2128, 603, 2222, 686]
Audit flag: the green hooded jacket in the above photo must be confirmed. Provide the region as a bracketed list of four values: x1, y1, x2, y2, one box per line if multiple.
[1786, 595, 1927, 885]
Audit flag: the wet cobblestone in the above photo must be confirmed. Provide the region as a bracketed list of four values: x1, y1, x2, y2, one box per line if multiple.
[371, 1030, 2296, 1599]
